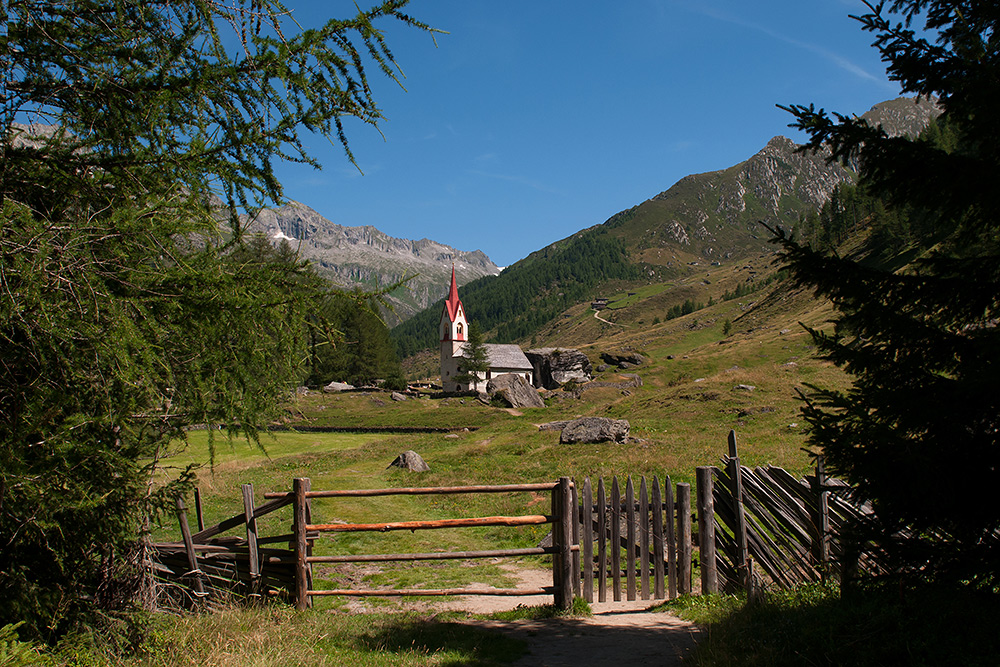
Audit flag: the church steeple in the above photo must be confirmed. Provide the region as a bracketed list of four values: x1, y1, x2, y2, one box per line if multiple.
[443, 265, 463, 325]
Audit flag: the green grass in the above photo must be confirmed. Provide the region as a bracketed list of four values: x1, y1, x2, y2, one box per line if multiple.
[663, 583, 1000, 667]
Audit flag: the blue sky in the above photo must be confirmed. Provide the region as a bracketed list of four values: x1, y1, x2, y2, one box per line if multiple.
[273, 1, 902, 267]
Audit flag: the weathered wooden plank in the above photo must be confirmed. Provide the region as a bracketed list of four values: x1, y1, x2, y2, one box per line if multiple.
[174, 497, 205, 597]
[815, 457, 831, 580]
[308, 515, 551, 533]
[677, 482, 692, 595]
[727, 430, 749, 592]
[611, 476, 622, 601]
[639, 476, 650, 600]
[310, 587, 554, 597]
[303, 546, 559, 564]
[696, 466, 718, 594]
[556, 477, 574, 610]
[665, 476, 677, 599]
[241, 484, 260, 598]
[194, 487, 205, 532]
[265, 482, 562, 499]
[571, 479, 581, 599]
[191, 494, 292, 543]
[651, 476, 665, 599]
[293, 478, 310, 610]
[625, 476, 637, 601]
[582, 477, 594, 603]
[597, 477, 607, 603]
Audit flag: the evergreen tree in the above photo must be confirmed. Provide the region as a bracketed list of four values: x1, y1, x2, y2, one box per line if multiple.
[2, 0, 432, 639]
[775, 0, 1000, 585]
[453, 322, 491, 392]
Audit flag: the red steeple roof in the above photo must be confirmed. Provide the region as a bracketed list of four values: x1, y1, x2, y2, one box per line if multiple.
[443, 266, 463, 322]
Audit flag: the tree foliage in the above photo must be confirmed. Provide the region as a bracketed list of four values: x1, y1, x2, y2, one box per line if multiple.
[2, 0, 431, 640]
[775, 0, 1000, 584]
[453, 321, 491, 391]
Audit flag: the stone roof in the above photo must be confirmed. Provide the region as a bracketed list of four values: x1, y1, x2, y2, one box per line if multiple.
[457, 343, 532, 370]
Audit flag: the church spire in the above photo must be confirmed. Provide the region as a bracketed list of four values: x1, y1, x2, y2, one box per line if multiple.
[443, 265, 463, 322]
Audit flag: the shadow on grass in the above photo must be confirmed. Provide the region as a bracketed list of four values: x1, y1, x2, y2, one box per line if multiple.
[682, 583, 1000, 667]
[344, 614, 527, 666]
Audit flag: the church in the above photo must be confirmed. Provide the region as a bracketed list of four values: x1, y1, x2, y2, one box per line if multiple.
[439, 268, 533, 392]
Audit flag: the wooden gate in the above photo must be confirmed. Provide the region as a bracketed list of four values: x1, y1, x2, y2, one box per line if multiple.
[573, 475, 690, 603]
[266, 478, 579, 610]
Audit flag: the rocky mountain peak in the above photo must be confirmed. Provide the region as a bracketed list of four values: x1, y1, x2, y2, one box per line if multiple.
[242, 202, 500, 323]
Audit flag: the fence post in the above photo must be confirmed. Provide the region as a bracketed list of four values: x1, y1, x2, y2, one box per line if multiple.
[727, 430, 749, 592]
[552, 476, 574, 610]
[696, 466, 718, 594]
[293, 477, 311, 610]
[815, 456, 831, 582]
[175, 497, 205, 598]
[625, 476, 637, 601]
[571, 478, 581, 599]
[651, 476, 666, 599]
[194, 487, 205, 532]
[242, 483, 261, 599]
[676, 482, 692, 595]
[665, 476, 677, 599]
[581, 477, 594, 603]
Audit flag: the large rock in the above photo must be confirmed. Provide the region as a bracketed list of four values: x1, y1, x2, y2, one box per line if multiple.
[323, 381, 355, 393]
[387, 450, 430, 472]
[559, 417, 630, 444]
[525, 348, 593, 389]
[486, 373, 545, 409]
[600, 350, 647, 369]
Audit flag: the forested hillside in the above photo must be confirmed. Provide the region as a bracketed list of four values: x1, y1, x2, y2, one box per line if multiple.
[391, 229, 640, 356]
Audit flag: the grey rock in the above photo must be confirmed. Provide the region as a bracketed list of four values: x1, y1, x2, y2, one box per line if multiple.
[323, 381, 355, 393]
[486, 373, 545, 409]
[387, 450, 430, 472]
[525, 348, 593, 390]
[734, 384, 756, 392]
[390, 392, 407, 401]
[559, 417, 630, 444]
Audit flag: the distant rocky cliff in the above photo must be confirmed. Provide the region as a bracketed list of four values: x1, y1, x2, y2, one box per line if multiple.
[243, 201, 500, 323]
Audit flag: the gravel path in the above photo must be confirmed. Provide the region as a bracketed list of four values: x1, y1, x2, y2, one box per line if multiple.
[436, 567, 703, 666]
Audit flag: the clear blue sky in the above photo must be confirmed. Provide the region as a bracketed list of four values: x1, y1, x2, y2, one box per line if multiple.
[273, 1, 901, 267]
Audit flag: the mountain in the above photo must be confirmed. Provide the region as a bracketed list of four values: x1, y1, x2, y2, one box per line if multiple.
[243, 201, 501, 323]
[605, 97, 940, 269]
[392, 97, 940, 357]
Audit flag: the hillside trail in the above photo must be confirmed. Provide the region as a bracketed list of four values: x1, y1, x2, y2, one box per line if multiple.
[431, 566, 702, 666]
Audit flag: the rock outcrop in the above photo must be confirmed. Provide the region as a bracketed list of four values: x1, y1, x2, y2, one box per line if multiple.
[559, 417, 630, 444]
[486, 373, 545, 409]
[387, 450, 430, 472]
[525, 348, 593, 389]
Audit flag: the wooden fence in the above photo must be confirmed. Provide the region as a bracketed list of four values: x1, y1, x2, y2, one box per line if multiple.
[150, 484, 296, 604]
[697, 431, 880, 595]
[153, 430, 880, 607]
[263, 478, 578, 610]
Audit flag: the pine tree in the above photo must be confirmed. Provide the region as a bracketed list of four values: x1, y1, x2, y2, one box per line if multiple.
[2, 0, 433, 639]
[774, 0, 1000, 585]
[453, 322, 491, 392]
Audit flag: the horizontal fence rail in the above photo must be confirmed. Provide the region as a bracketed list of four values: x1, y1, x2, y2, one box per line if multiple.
[289, 477, 577, 610]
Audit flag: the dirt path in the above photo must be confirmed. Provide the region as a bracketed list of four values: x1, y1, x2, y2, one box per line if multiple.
[435, 567, 702, 666]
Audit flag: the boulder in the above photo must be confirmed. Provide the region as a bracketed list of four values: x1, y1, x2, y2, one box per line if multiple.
[390, 392, 407, 401]
[559, 417, 630, 444]
[387, 450, 430, 472]
[322, 381, 355, 393]
[525, 348, 593, 389]
[486, 373, 545, 409]
[600, 350, 647, 369]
